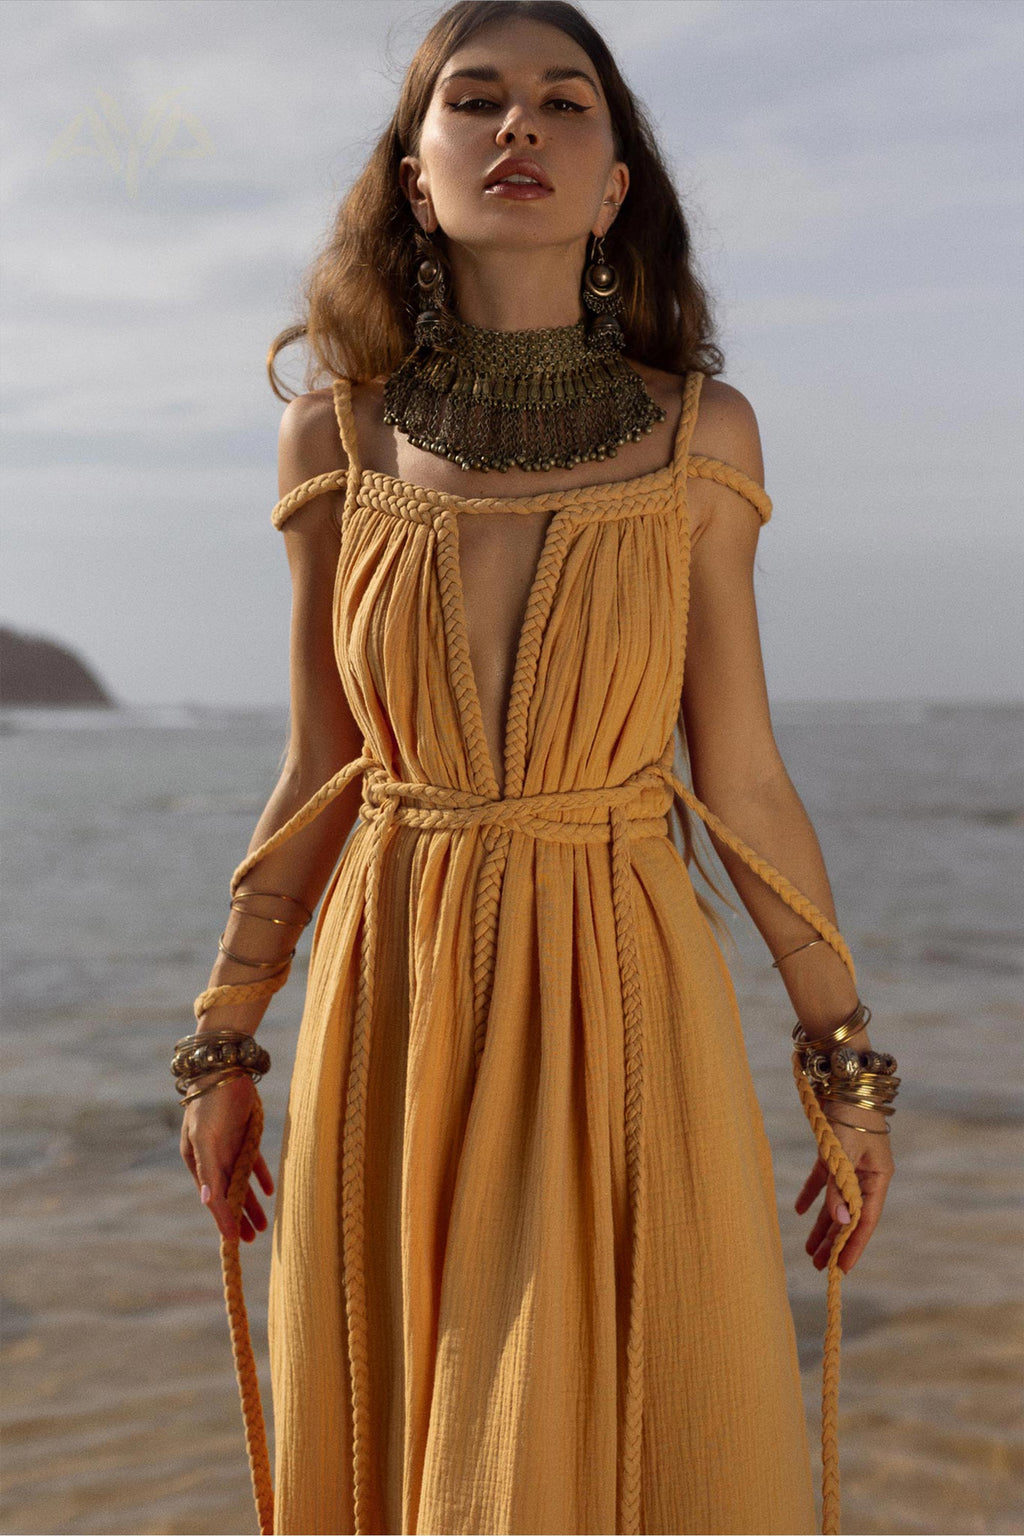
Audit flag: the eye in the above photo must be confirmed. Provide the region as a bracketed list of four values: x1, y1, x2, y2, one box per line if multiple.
[446, 96, 590, 115]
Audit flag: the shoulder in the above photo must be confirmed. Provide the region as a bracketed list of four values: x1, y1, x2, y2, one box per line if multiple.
[626, 362, 764, 482]
[688, 376, 765, 486]
[274, 384, 349, 536]
[278, 385, 348, 487]
[626, 358, 688, 422]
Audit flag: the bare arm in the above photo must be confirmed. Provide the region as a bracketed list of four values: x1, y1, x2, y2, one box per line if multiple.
[194, 389, 364, 1038]
[679, 383, 869, 1044]
[679, 381, 895, 1279]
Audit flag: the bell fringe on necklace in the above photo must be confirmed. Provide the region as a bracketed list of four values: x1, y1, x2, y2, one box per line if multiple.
[382, 316, 666, 473]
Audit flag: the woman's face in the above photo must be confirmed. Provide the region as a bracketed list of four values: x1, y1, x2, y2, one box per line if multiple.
[401, 17, 629, 255]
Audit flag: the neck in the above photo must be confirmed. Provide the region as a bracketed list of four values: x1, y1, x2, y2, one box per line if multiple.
[444, 244, 587, 331]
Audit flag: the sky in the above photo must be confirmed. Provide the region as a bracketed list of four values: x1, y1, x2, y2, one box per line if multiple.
[1, 0, 1022, 707]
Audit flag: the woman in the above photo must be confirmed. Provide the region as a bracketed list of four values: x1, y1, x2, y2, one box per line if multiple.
[176, 4, 897, 1534]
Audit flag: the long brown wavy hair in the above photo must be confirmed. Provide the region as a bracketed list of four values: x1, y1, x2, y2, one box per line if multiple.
[267, 0, 737, 938]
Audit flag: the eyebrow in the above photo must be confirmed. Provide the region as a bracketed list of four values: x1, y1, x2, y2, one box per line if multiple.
[440, 64, 601, 96]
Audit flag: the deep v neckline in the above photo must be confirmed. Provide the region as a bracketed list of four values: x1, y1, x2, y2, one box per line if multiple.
[334, 371, 703, 800]
[443, 501, 576, 799]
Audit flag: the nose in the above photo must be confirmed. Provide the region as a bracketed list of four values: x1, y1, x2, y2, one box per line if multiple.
[497, 103, 540, 147]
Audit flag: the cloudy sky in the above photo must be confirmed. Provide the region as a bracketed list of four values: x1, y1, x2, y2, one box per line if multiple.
[2, 0, 1021, 707]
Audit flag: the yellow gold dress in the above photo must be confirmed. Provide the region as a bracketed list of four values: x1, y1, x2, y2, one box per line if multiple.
[199, 370, 862, 1536]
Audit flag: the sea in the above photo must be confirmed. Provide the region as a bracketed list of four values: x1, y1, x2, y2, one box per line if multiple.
[1, 699, 1022, 1535]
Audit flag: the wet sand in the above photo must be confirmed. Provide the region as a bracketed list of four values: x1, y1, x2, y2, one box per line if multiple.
[2, 991, 1021, 1535]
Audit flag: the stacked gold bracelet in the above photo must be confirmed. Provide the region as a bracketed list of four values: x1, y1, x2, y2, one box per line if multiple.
[173, 886, 314, 1105]
[792, 1001, 900, 1135]
[172, 1027, 272, 1105]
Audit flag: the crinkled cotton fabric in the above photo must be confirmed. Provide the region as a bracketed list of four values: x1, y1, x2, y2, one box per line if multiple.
[254, 371, 850, 1535]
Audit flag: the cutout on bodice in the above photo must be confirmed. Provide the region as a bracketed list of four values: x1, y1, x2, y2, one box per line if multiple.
[453, 506, 562, 799]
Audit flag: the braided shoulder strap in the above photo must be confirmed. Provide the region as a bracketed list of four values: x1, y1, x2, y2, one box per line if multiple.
[686, 454, 773, 523]
[270, 469, 349, 530]
[269, 375, 361, 530]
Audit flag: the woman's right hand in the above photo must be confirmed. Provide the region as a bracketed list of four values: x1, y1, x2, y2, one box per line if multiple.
[179, 1073, 275, 1244]
[795, 1101, 895, 1275]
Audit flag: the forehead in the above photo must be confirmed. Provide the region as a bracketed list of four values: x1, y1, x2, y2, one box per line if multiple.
[439, 17, 604, 96]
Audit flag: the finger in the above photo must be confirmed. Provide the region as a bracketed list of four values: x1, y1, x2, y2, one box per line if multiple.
[822, 1166, 859, 1231]
[813, 1191, 878, 1273]
[811, 1231, 835, 1269]
[252, 1152, 275, 1197]
[830, 1184, 888, 1271]
[811, 1220, 853, 1270]
[794, 1160, 827, 1213]
[196, 1160, 240, 1244]
[819, 1225, 859, 1273]
[243, 1184, 268, 1236]
[804, 1203, 832, 1253]
[805, 1208, 841, 1262]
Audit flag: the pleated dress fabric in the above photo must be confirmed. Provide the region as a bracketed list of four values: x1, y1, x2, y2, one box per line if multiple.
[264, 371, 824, 1536]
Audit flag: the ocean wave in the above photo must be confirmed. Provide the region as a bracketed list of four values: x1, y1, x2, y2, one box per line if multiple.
[0, 703, 289, 733]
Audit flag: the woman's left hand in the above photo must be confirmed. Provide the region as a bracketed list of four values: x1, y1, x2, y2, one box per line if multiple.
[795, 1106, 896, 1274]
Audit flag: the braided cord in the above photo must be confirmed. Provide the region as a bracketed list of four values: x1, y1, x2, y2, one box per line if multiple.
[686, 453, 773, 524]
[189, 750, 374, 1535]
[221, 1097, 274, 1533]
[269, 469, 349, 530]
[667, 769, 861, 1536]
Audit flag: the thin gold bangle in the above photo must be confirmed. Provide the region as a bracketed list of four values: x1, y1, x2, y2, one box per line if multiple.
[229, 901, 306, 928]
[217, 933, 297, 968]
[794, 1001, 871, 1050]
[823, 1115, 890, 1135]
[178, 1067, 251, 1106]
[822, 1087, 896, 1112]
[233, 887, 313, 923]
[771, 937, 826, 968]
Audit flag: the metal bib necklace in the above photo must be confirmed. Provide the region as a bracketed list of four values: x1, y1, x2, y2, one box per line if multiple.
[382, 315, 666, 474]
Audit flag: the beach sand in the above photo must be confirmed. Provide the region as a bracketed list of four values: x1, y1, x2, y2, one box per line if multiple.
[2, 990, 1021, 1535]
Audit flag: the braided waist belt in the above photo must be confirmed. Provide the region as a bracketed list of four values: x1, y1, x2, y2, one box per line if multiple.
[358, 756, 675, 839]
[195, 747, 861, 1536]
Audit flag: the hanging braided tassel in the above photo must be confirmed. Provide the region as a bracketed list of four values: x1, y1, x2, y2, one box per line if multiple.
[668, 769, 864, 1536]
[791, 1055, 863, 1535]
[221, 1093, 275, 1535]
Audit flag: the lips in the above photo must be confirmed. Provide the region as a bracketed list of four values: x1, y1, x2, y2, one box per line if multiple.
[484, 158, 553, 191]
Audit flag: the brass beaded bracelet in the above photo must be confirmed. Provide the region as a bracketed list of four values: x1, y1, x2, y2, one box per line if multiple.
[792, 999, 900, 1134]
[172, 1028, 271, 1093]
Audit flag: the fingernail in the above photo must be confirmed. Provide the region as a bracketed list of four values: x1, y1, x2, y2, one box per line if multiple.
[201, 1184, 211, 1204]
[837, 1202, 851, 1224]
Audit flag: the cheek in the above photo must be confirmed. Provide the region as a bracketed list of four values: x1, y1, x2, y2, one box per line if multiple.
[417, 113, 484, 190]
[572, 123, 618, 184]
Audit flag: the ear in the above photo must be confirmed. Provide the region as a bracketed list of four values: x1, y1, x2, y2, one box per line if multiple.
[399, 155, 437, 233]
[594, 160, 630, 237]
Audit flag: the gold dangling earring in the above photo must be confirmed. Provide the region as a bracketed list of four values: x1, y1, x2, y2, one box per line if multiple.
[412, 227, 455, 348]
[582, 232, 625, 355]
